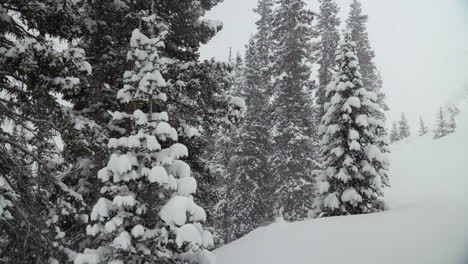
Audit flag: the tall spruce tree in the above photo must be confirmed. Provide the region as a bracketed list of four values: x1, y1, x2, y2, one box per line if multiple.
[398, 113, 411, 139]
[269, 0, 317, 221]
[75, 13, 214, 263]
[347, 0, 388, 118]
[312, 0, 341, 117]
[205, 49, 249, 242]
[418, 116, 429, 136]
[220, 0, 276, 241]
[210, 53, 248, 245]
[314, 32, 390, 217]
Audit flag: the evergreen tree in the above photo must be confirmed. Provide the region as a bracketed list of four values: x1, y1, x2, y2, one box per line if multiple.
[447, 105, 459, 133]
[0, 1, 92, 262]
[221, 42, 274, 244]
[314, 32, 390, 217]
[207, 122, 235, 245]
[210, 53, 248, 245]
[214, 0, 276, 243]
[398, 113, 411, 139]
[63, 0, 237, 242]
[434, 107, 450, 139]
[346, 0, 389, 118]
[231, 53, 247, 97]
[76, 14, 213, 263]
[312, 0, 341, 117]
[222, 111, 270, 239]
[418, 116, 429, 136]
[448, 113, 456, 133]
[389, 121, 400, 142]
[269, 0, 317, 221]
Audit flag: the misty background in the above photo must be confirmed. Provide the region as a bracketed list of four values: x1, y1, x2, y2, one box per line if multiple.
[200, 0, 468, 128]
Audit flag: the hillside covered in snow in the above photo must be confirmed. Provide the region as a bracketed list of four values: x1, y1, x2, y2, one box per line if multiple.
[215, 101, 468, 264]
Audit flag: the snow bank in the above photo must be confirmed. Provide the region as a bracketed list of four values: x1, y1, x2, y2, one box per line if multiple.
[215, 102, 468, 264]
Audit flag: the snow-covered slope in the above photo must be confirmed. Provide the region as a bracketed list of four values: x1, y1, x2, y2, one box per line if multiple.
[215, 101, 468, 264]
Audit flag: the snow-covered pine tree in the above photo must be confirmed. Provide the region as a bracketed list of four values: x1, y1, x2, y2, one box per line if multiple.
[177, 59, 245, 233]
[214, 0, 276, 243]
[312, 0, 341, 117]
[418, 116, 429, 136]
[447, 105, 459, 133]
[269, 0, 317, 221]
[64, 0, 237, 240]
[75, 13, 214, 264]
[314, 31, 390, 217]
[398, 113, 411, 139]
[221, 36, 276, 245]
[209, 53, 248, 245]
[389, 121, 400, 143]
[434, 107, 450, 139]
[346, 0, 389, 118]
[223, 109, 270, 239]
[0, 1, 92, 262]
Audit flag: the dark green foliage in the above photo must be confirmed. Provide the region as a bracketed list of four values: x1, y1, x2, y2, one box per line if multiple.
[0, 1, 91, 262]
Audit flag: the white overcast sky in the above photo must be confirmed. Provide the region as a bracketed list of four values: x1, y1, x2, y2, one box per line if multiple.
[200, 0, 468, 128]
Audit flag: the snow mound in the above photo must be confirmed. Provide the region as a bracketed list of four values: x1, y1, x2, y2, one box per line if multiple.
[215, 103, 468, 264]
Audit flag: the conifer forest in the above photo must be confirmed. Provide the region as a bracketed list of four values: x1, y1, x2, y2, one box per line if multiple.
[1, 0, 467, 263]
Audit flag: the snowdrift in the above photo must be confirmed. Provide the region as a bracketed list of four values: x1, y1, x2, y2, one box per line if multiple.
[215, 101, 468, 264]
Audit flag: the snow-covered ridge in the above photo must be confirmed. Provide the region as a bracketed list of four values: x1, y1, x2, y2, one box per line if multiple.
[214, 100, 468, 264]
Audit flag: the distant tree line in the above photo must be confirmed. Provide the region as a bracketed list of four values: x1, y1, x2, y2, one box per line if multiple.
[389, 105, 460, 143]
